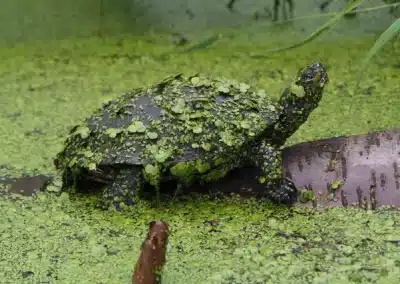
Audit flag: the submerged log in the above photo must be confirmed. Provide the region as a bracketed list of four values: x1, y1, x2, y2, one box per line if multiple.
[188, 128, 400, 210]
[282, 128, 400, 210]
[132, 220, 169, 284]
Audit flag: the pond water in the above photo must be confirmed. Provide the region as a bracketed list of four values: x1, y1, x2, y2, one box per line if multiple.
[0, 2, 399, 283]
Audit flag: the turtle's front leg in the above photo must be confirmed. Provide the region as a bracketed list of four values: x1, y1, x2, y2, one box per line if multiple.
[249, 141, 298, 204]
[102, 167, 144, 210]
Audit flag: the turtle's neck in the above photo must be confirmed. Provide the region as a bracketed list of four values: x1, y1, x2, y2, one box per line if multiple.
[268, 86, 324, 146]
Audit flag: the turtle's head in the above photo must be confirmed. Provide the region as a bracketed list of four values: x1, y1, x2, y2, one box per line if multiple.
[270, 62, 328, 145]
[294, 62, 328, 100]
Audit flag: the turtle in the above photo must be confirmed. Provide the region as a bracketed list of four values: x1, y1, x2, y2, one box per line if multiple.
[55, 62, 328, 209]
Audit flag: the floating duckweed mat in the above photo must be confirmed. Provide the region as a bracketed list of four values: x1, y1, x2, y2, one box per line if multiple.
[0, 30, 399, 283]
[0, 191, 399, 283]
[0, 32, 399, 177]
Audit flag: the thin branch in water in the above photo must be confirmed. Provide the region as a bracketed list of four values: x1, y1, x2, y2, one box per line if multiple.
[132, 220, 169, 284]
[180, 34, 221, 53]
[272, 2, 400, 25]
[249, 0, 364, 57]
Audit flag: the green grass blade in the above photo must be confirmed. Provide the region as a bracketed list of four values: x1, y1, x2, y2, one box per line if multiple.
[157, 34, 221, 60]
[270, 2, 400, 24]
[354, 17, 400, 93]
[179, 34, 221, 53]
[250, 0, 364, 57]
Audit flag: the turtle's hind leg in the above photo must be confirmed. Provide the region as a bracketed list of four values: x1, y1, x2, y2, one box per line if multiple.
[102, 167, 144, 210]
[249, 141, 298, 204]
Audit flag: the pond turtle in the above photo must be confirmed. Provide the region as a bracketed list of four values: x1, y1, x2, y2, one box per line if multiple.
[55, 62, 328, 209]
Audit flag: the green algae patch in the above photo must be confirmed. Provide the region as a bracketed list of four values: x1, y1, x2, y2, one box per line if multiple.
[195, 159, 211, 174]
[0, 26, 399, 284]
[170, 161, 196, 179]
[0, 32, 399, 177]
[1, 192, 399, 284]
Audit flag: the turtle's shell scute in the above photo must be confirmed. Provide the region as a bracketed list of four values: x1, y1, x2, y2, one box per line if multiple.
[57, 74, 280, 171]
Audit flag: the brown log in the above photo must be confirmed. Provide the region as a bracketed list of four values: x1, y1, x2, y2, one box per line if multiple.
[282, 128, 400, 210]
[187, 128, 400, 210]
[132, 220, 169, 284]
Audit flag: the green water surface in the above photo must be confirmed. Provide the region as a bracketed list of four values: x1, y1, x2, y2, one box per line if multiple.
[0, 28, 399, 283]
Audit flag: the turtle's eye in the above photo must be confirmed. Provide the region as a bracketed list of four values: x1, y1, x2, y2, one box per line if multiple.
[296, 62, 328, 87]
[302, 69, 315, 82]
[298, 67, 317, 84]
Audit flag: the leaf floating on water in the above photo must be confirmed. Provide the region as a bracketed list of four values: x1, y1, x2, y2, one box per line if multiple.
[144, 164, 159, 176]
[240, 120, 251, 129]
[73, 126, 90, 138]
[147, 132, 159, 140]
[201, 143, 212, 151]
[192, 125, 203, 134]
[127, 121, 146, 133]
[190, 111, 204, 119]
[154, 149, 171, 163]
[46, 184, 61, 192]
[239, 83, 250, 93]
[190, 76, 200, 85]
[220, 131, 235, 146]
[105, 128, 122, 138]
[83, 151, 93, 158]
[171, 98, 186, 114]
[217, 84, 230, 94]
[290, 84, 306, 98]
[195, 160, 211, 173]
[88, 163, 97, 170]
[257, 90, 267, 98]
[101, 96, 114, 106]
